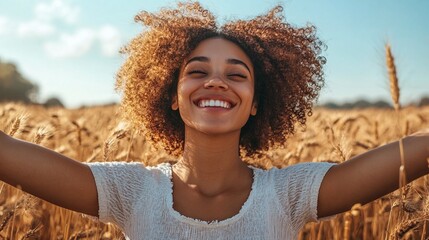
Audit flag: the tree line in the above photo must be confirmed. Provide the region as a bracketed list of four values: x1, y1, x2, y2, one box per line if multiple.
[319, 98, 429, 109]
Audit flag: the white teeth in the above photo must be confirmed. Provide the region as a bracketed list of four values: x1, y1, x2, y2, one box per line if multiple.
[198, 99, 231, 109]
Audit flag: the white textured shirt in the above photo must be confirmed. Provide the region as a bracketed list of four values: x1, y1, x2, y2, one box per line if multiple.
[88, 161, 335, 240]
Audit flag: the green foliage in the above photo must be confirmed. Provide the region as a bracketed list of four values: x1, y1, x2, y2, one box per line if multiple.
[0, 59, 39, 103]
[320, 99, 392, 109]
[419, 97, 429, 107]
[44, 97, 64, 108]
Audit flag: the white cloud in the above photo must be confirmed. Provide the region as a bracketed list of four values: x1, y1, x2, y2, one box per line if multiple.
[44, 28, 95, 58]
[35, 0, 80, 24]
[3, 1, 123, 59]
[44, 26, 123, 58]
[0, 16, 12, 35]
[6, 0, 79, 39]
[98, 25, 122, 57]
[17, 19, 56, 37]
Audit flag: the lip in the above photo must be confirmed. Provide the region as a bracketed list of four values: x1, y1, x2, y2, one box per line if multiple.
[193, 95, 237, 109]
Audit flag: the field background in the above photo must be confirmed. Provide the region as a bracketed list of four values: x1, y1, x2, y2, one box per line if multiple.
[1, 103, 429, 239]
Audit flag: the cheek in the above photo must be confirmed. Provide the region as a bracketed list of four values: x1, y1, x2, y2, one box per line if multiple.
[237, 84, 255, 104]
[176, 79, 197, 108]
[176, 83, 188, 106]
[241, 86, 256, 115]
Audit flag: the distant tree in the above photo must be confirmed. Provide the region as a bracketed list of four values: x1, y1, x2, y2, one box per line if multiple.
[419, 96, 429, 107]
[372, 100, 391, 109]
[321, 102, 340, 109]
[44, 97, 64, 108]
[352, 100, 371, 108]
[0, 59, 39, 103]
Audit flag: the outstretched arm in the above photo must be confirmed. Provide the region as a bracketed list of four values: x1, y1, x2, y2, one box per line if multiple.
[318, 129, 429, 218]
[0, 130, 98, 217]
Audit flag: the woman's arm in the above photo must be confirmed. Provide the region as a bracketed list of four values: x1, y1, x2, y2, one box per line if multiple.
[318, 129, 429, 218]
[0, 130, 98, 217]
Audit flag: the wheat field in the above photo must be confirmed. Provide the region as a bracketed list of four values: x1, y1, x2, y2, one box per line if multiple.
[0, 102, 429, 239]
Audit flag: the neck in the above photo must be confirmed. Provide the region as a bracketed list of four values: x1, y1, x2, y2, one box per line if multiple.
[173, 128, 250, 193]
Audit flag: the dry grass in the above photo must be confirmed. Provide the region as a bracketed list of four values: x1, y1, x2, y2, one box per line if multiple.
[1, 102, 429, 239]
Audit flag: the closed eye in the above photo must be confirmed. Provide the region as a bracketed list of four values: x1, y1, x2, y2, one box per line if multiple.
[228, 74, 247, 79]
[188, 70, 207, 75]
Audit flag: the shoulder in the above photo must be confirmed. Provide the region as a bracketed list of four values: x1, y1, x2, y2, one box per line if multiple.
[86, 161, 172, 184]
[266, 162, 337, 227]
[87, 161, 146, 178]
[85, 161, 172, 226]
[265, 162, 336, 193]
[267, 162, 336, 179]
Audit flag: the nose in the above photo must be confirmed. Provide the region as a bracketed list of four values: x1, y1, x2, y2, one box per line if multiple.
[204, 76, 228, 90]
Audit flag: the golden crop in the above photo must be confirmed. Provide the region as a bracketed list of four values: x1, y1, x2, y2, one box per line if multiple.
[1, 103, 429, 239]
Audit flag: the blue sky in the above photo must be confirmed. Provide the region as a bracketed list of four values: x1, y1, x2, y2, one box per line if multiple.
[0, 0, 428, 108]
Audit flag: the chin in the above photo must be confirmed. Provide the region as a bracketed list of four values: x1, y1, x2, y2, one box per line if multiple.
[192, 123, 243, 136]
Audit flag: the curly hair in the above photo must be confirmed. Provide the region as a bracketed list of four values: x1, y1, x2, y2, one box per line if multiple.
[116, 1, 326, 157]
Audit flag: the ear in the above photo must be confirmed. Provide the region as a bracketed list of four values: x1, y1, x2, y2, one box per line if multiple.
[250, 102, 257, 116]
[171, 95, 179, 110]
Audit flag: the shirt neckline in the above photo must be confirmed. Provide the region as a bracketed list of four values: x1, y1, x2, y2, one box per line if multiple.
[162, 162, 259, 228]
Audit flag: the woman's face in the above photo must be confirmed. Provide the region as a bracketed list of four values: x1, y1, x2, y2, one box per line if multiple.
[173, 37, 257, 136]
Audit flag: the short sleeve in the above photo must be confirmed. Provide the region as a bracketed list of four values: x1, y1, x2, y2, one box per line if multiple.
[87, 162, 148, 228]
[272, 162, 336, 230]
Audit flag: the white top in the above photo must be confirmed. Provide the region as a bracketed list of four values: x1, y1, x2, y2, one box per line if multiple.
[88, 161, 335, 240]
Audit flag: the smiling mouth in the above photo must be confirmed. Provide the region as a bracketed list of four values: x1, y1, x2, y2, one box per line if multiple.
[195, 99, 234, 109]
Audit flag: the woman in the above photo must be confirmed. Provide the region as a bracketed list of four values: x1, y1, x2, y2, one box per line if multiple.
[0, 2, 428, 239]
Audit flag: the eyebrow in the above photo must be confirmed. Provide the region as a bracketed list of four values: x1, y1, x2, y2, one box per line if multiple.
[185, 56, 252, 74]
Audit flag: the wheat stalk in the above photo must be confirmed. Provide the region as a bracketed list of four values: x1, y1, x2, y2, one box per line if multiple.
[343, 212, 352, 240]
[385, 42, 409, 240]
[68, 228, 96, 240]
[8, 117, 21, 137]
[385, 42, 407, 184]
[386, 43, 400, 111]
[33, 127, 49, 145]
[392, 218, 421, 239]
[20, 225, 42, 240]
[0, 210, 14, 232]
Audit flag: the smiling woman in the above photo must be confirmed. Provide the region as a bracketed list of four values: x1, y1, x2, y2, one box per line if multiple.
[1, 1, 429, 240]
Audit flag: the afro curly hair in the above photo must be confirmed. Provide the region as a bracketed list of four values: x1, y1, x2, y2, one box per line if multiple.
[116, 1, 326, 157]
